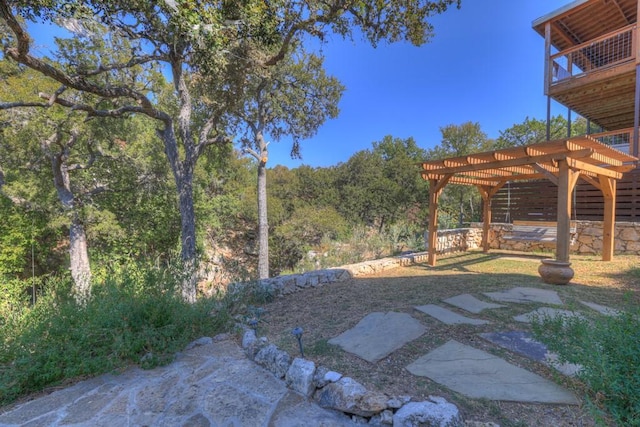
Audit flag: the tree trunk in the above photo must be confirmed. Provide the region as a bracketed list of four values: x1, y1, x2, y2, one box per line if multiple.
[49, 136, 92, 304]
[69, 217, 91, 304]
[257, 157, 269, 279]
[176, 166, 198, 303]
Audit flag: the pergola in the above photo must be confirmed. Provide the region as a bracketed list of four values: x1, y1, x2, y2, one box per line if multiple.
[420, 136, 638, 268]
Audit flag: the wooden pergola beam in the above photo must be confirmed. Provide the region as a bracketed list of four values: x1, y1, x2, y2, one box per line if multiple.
[422, 149, 594, 176]
[420, 137, 638, 267]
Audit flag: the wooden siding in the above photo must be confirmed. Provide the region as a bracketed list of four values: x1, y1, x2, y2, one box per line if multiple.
[490, 169, 640, 222]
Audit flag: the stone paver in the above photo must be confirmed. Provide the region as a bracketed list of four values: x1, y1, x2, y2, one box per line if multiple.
[0, 336, 356, 427]
[328, 312, 426, 363]
[480, 331, 582, 377]
[443, 293, 506, 314]
[513, 307, 583, 323]
[580, 300, 622, 316]
[415, 304, 490, 325]
[406, 340, 579, 405]
[484, 287, 563, 305]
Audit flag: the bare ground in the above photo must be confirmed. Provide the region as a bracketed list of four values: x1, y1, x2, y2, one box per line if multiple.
[256, 250, 639, 427]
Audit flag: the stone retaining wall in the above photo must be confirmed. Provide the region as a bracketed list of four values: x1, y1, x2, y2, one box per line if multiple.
[251, 228, 484, 299]
[241, 221, 637, 301]
[431, 228, 483, 254]
[471, 221, 640, 255]
[250, 252, 431, 298]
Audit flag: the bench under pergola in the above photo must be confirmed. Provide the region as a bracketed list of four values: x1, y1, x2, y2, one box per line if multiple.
[420, 136, 638, 272]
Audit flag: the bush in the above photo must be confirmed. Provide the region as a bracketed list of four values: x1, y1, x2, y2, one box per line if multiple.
[0, 265, 231, 406]
[532, 307, 640, 426]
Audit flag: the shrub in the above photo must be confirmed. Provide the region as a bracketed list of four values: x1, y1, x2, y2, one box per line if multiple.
[0, 264, 231, 406]
[531, 307, 640, 426]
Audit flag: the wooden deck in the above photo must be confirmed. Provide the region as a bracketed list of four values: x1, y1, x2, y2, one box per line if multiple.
[533, 0, 639, 133]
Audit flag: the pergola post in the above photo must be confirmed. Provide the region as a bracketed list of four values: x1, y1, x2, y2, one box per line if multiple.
[556, 160, 580, 262]
[427, 176, 450, 266]
[481, 190, 492, 253]
[477, 184, 505, 253]
[599, 175, 617, 261]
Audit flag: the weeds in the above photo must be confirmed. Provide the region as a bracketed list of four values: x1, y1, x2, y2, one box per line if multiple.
[0, 263, 232, 406]
[532, 306, 640, 426]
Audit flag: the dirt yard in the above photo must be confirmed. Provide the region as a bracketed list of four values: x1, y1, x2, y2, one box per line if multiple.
[256, 251, 639, 426]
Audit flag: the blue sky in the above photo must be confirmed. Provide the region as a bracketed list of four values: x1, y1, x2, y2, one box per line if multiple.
[269, 0, 572, 168]
[25, 1, 572, 169]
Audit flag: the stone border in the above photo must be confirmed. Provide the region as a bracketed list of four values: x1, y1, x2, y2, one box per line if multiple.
[239, 327, 464, 427]
[250, 252, 432, 298]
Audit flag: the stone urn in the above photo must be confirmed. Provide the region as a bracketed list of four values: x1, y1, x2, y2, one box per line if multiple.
[538, 259, 574, 285]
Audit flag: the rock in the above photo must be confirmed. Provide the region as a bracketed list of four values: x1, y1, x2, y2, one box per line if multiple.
[369, 409, 394, 426]
[464, 422, 500, 427]
[314, 376, 388, 417]
[184, 336, 213, 350]
[254, 344, 291, 379]
[242, 329, 267, 360]
[285, 358, 316, 397]
[241, 329, 257, 349]
[620, 227, 639, 241]
[313, 366, 343, 388]
[392, 396, 463, 427]
[387, 396, 411, 409]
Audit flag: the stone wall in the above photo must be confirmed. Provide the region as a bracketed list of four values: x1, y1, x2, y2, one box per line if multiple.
[252, 252, 431, 298]
[430, 228, 483, 254]
[249, 228, 484, 299]
[471, 221, 640, 255]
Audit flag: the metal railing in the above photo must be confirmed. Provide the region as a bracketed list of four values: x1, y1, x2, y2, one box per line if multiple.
[589, 128, 633, 147]
[550, 25, 635, 85]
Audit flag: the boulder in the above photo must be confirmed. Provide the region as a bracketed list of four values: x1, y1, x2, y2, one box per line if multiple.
[392, 396, 463, 427]
[285, 358, 316, 397]
[254, 344, 291, 379]
[314, 376, 387, 417]
[313, 366, 342, 389]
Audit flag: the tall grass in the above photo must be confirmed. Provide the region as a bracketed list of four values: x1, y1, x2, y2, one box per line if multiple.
[291, 223, 425, 273]
[0, 264, 232, 406]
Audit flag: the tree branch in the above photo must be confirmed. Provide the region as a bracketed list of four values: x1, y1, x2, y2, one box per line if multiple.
[0, 1, 164, 120]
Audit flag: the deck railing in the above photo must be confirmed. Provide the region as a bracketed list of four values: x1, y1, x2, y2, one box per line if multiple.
[549, 24, 635, 86]
[589, 128, 633, 147]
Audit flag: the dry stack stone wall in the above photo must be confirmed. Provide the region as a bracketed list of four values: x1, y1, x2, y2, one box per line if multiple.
[477, 221, 640, 255]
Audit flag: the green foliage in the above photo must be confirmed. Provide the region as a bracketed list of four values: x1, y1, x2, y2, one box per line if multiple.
[427, 122, 489, 227]
[289, 222, 425, 274]
[0, 265, 231, 406]
[336, 136, 428, 229]
[270, 205, 349, 274]
[532, 307, 640, 426]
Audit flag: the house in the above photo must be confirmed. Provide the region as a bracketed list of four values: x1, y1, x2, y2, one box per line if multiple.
[489, 0, 640, 223]
[532, 0, 639, 157]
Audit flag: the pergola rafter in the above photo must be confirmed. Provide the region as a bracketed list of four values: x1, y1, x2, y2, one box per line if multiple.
[420, 136, 638, 267]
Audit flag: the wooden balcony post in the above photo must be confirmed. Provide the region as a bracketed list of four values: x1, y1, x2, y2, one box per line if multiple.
[634, 66, 639, 158]
[544, 22, 551, 96]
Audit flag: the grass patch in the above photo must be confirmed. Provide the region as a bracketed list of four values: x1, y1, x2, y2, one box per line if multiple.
[0, 265, 233, 406]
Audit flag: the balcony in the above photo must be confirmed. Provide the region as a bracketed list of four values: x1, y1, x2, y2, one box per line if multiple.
[545, 25, 637, 131]
[533, 0, 638, 133]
